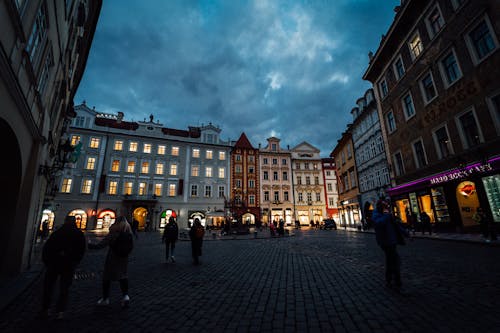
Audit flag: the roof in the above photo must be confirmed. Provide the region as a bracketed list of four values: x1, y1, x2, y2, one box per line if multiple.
[234, 132, 255, 149]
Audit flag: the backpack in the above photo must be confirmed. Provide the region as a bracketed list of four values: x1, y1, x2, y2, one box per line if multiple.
[111, 231, 134, 257]
[195, 226, 205, 239]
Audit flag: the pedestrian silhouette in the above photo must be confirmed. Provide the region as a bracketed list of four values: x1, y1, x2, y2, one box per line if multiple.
[131, 218, 139, 239]
[420, 212, 432, 235]
[40, 215, 86, 320]
[189, 218, 205, 265]
[162, 216, 179, 263]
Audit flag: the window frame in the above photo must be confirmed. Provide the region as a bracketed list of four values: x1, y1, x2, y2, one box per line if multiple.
[419, 71, 438, 105]
[393, 55, 406, 81]
[386, 110, 397, 134]
[401, 91, 416, 120]
[425, 4, 445, 40]
[438, 48, 463, 88]
[432, 124, 454, 159]
[411, 138, 428, 169]
[465, 15, 499, 65]
[454, 107, 484, 149]
[408, 31, 424, 61]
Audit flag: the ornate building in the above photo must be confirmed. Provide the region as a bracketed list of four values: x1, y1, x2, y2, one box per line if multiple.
[321, 158, 339, 220]
[364, 0, 500, 231]
[0, 0, 101, 274]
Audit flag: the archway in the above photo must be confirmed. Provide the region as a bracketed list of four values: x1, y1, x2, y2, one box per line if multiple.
[133, 207, 148, 230]
[97, 209, 116, 229]
[159, 209, 177, 228]
[455, 181, 480, 227]
[68, 209, 88, 229]
[39, 209, 55, 231]
[241, 213, 255, 225]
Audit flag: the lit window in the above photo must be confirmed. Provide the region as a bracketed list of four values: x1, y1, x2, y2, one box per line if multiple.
[129, 142, 138, 152]
[402, 93, 416, 119]
[192, 148, 200, 158]
[61, 178, 72, 193]
[420, 72, 437, 103]
[169, 184, 176, 196]
[439, 50, 462, 87]
[157, 145, 166, 155]
[81, 179, 92, 194]
[156, 162, 164, 175]
[108, 181, 118, 195]
[141, 162, 150, 174]
[70, 135, 81, 146]
[219, 151, 226, 160]
[170, 164, 177, 176]
[409, 33, 423, 60]
[218, 167, 225, 178]
[114, 140, 123, 151]
[206, 150, 213, 159]
[127, 161, 135, 173]
[85, 157, 96, 170]
[89, 137, 100, 149]
[191, 165, 199, 177]
[124, 182, 133, 195]
[154, 183, 163, 196]
[138, 182, 147, 196]
[143, 143, 152, 154]
[466, 17, 498, 64]
[171, 146, 179, 156]
[111, 160, 120, 172]
[206, 167, 213, 177]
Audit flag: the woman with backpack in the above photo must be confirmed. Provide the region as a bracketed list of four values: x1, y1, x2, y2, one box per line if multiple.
[189, 218, 205, 265]
[88, 215, 133, 308]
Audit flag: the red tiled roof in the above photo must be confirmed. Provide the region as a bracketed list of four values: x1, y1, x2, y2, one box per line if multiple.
[94, 118, 139, 130]
[234, 132, 254, 149]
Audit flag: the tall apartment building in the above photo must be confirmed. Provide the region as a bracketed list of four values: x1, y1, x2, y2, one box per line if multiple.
[331, 130, 361, 227]
[259, 137, 293, 226]
[50, 103, 232, 231]
[291, 142, 326, 225]
[229, 133, 260, 224]
[321, 158, 339, 220]
[350, 88, 391, 222]
[364, 0, 500, 232]
[0, 0, 101, 274]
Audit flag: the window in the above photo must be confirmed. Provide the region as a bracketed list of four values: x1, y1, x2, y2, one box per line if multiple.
[171, 146, 179, 156]
[402, 92, 416, 119]
[170, 164, 177, 176]
[219, 151, 226, 160]
[108, 181, 118, 195]
[412, 139, 428, 168]
[264, 191, 270, 201]
[191, 165, 199, 177]
[236, 155, 241, 162]
[127, 161, 135, 173]
[205, 186, 212, 197]
[283, 172, 288, 181]
[141, 162, 150, 174]
[393, 56, 405, 80]
[156, 162, 164, 175]
[219, 167, 225, 178]
[409, 33, 423, 60]
[206, 150, 213, 159]
[297, 176, 302, 185]
[393, 152, 405, 176]
[192, 148, 200, 158]
[284, 191, 289, 201]
[307, 193, 312, 203]
[248, 166, 254, 174]
[169, 184, 176, 197]
[85, 157, 96, 170]
[304, 162, 309, 170]
[296, 163, 301, 170]
[37, 48, 53, 94]
[420, 72, 437, 103]
[157, 145, 166, 155]
[433, 126, 453, 159]
[263, 171, 269, 180]
[249, 195, 255, 205]
[70, 135, 81, 146]
[89, 137, 100, 149]
[306, 176, 311, 185]
[347, 144, 352, 159]
[114, 140, 123, 151]
[124, 182, 133, 195]
[218, 186, 225, 198]
[61, 178, 72, 193]
[206, 167, 213, 177]
[379, 79, 388, 98]
[191, 185, 198, 197]
[129, 142, 138, 152]
[235, 165, 242, 173]
[81, 180, 93, 194]
[329, 198, 335, 206]
[316, 192, 321, 201]
[263, 158, 268, 165]
[315, 176, 319, 185]
[298, 192, 303, 202]
[111, 160, 120, 172]
[386, 111, 397, 133]
[350, 170, 356, 188]
[327, 183, 333, 191]
[248, 155, 254, 163]
[74, 116, 85, 127]
[154, 183, 163, 196]
[466, 17, 499, 64]
[138, 182, 147, 196]
[26, 3, 48, 62]
[271, 143, 277, 151]
[273, 171, 279, 181]
[272, 158, 278, 165]
[143, 143, 152, 154]
[426, 6, 444, 39]
[456, 109, 483, 149]
[486, 93, 500, 135]
[282, 159, 287, 165]
[249, 180, 255, 188]
[439, 49, 462, 87]
[274, 191, 279, 202]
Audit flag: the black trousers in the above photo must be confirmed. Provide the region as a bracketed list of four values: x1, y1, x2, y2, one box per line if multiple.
[164, 240, 176, 259]
[102, 279, 128, 298]
[42, 266, 75, 312]
[381, 245, 401, 287]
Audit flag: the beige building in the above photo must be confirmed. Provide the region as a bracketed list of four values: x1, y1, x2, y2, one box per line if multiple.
[0, 0, 101, 274]
[259, 137, 293, 226]
[291, 142, 326, 226]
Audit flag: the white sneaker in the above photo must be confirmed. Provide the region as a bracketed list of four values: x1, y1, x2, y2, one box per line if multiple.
[97, 298, 109, 306]
[122, 295, 130, 308]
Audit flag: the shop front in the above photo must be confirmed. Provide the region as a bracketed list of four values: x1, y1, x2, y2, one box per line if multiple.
[388, 156, 500, 232]
[339, 198, 361, 228]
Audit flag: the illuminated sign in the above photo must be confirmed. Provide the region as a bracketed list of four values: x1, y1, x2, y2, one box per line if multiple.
[430, 164, 492, 185]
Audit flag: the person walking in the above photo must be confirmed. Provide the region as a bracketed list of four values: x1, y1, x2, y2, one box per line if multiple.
[373, 200, 409, 293]
[88, 216, 133, 308]
[131, 218, 139, 239]
[189, 218, 205, 265]
[40, 215, 86, 320]
[420, 211, 432, 235]
[162, 216, 179, 263]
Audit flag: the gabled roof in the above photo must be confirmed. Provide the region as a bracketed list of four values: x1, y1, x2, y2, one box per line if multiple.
[234, 132, 255, 149]
[291, 141, 319, 153]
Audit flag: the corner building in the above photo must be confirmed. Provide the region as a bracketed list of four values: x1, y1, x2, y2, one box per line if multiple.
[364, 0, 500, 232]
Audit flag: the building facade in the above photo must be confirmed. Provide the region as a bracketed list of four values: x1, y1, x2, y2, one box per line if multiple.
[364, 0, 500, 232]
[259, 137, 293, 226]
[291, 142, 326, 225]
[331, 130, 361, 227]
[0, 0, 101, 274]
[229, 133, 260, 225]
[350, 88, 391, 225]
[321, 158, 340, 220]
[50, 103, 232, 231]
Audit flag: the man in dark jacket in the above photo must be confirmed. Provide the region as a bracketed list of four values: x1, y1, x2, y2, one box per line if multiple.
[162, 216, 179, 263]
[373, 200, 408, 292]
[41, 215, 86, 319]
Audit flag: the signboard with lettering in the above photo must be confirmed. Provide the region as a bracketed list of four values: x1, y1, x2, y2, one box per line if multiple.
[430, 164, 493, 185]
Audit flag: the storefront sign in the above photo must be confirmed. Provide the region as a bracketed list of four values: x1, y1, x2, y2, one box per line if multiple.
[430, 164, 493, 185]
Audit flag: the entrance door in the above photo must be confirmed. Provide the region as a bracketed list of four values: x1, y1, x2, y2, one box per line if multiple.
[455, 181, 480, 227]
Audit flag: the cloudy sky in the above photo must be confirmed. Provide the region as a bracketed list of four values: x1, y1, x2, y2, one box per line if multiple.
[75, 0, 399, 156]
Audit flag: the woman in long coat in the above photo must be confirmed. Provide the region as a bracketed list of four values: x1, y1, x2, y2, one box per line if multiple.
[89, 216, 132, 307]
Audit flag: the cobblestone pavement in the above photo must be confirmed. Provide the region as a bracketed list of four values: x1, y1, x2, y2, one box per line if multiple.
[1, 229, 500, 333]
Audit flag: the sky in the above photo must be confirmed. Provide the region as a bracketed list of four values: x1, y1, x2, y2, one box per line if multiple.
[75, 0, 400, 157]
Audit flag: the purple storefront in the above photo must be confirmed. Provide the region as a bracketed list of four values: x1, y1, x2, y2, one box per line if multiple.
[387, 156, 500, 233]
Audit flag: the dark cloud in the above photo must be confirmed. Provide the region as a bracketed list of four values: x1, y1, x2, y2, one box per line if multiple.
[76, 0, 399, 155]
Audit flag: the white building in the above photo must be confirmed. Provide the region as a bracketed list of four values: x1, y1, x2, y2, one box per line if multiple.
[50, 103, 232, 231]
